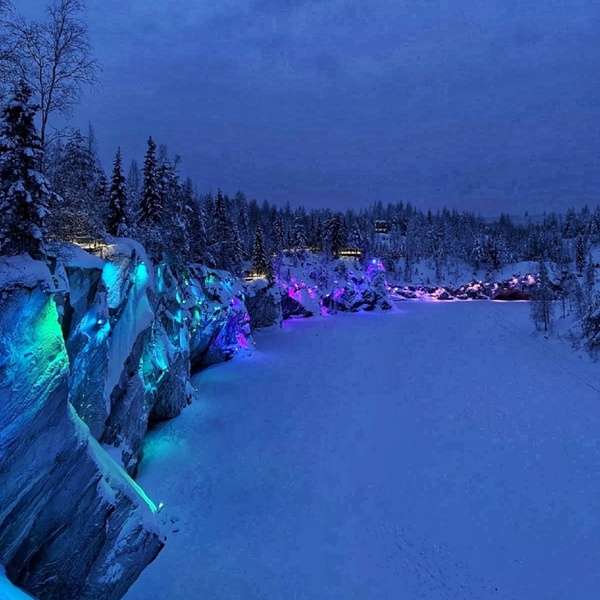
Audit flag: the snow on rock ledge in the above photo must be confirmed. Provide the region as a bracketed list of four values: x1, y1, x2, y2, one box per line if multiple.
[0, 256, 164, 600]
[0, 566, 36, 599]
[188, 265, 252, 371]
[243, 277, 282, 328]
[50, 242, 253, 474]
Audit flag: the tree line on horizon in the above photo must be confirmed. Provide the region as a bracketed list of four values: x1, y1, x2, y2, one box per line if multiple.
[2, 81, 600, 278]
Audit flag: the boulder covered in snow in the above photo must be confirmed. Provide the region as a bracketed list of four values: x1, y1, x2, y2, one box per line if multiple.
[0, 256, 164, 600]
[243, 277, 282, 328]
[188, 265, 252, 370]
[322, 259, 395, 313]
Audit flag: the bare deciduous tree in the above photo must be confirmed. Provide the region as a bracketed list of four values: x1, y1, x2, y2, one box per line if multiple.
[5, 0, 100, 148]
[0, 1, 16, 81]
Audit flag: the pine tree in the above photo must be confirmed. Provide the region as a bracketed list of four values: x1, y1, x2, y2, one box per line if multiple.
[252, 225, 269, 277]
[292, 213, 307, 262]
[230, 225, 245, 274]
[107, 147, 129, 237]
[139, 136, 161, 225]
[127, 159, 141, 218]
[211, 188, 237, 270]
[324, 212, 345, 258]
[47, 128, 104, 240]
[0, 81, 52, 259]
[582, 292, 600, 358]
[531, 260, 554, 333]
[576, 236, 586, 275]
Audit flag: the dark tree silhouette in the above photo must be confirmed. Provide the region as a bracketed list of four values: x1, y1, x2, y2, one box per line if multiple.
[0, 81, 53, 259]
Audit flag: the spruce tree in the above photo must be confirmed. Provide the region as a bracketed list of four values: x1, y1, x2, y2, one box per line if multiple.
[531, 260, 554, 333]
[582, 292, 600, 358]
[292, 213, 307, 261]
[252, 225, 269, 277]
[230, 225, 245, 274]
[137, 137, 163, 259]
[273, 216, 285, 256]
[107, 147, 129, 237]
[325, 213, 346, 258]
[576, 236, 586, 275]
[0, 81, 52, 259]
[195, 204, 213, 266]
[212, 188, 236, 269]
[139, 136, 161, 225]
[47, 129, 106, 240]
[127, 159, 141, 217]
[584, 252, 595, 299]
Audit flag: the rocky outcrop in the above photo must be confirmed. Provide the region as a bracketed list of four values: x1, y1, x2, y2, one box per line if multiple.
[52, 244, 253, 474]
[0, 256, 164, 600]
[56, 242, 157, 474]
[322, 260, 394, 313]
[280, 293, 315, 318]
[188, 265, 252, 371]
[244, 278, 282, 328]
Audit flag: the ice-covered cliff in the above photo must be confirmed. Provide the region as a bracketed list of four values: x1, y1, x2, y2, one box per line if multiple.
[52, 242, 252, 475]
[0, 256, 164, 600]
[0, 242, 254, 599]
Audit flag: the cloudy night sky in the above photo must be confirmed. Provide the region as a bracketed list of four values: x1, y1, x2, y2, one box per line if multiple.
[23, 0, 600, 215]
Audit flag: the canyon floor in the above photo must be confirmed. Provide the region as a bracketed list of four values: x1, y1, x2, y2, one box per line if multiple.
[126, 302, 600, 600]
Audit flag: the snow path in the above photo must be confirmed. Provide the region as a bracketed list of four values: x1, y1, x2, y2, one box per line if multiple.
[125, 302, 600, 600]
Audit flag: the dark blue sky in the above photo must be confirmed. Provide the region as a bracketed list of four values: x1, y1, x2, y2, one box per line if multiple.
[25, 0, 600, 215]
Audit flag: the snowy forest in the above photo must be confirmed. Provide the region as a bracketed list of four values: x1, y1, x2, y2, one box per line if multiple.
[3, 64, 600, 354]
[3, 1, 600, 599]
[2, 0, 600, 354]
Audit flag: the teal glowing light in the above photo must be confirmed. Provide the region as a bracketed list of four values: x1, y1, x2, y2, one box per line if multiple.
[156, 263, 164, 292]
[135, 261, 150, 287]
[128, 475, 159, 514]
[102, 261, 120, 289]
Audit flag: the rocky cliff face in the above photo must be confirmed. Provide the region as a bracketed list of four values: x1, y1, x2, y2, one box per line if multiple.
[243, 277, 283, 328]
[275, 255, 396, 317]
[0, 242, 256, 599]
[0, 256, 164, 600]
[187, 265, 252, 371]
[52, 243, 252, 476]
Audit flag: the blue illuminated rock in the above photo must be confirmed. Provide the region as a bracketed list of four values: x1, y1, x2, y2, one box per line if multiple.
[0, 256, 164, 600]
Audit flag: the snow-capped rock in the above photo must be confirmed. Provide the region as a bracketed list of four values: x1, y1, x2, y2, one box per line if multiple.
[0, 566, 36, 599]
[188, 265, 252, 370]
[243, 277, 283, 328]
[0, 256, 163, 600]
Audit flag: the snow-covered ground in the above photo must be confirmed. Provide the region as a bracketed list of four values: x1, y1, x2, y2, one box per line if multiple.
[125, 302, 600, 600]
[0, 567, 34, 599]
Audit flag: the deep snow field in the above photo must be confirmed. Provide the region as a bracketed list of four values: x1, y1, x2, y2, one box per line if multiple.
[125, 302, 600, 600]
